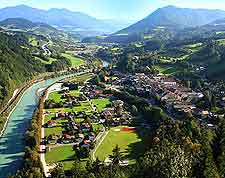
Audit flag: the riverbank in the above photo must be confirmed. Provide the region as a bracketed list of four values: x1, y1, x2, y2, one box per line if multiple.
[0, 70, 78, 138]
[39, 71, 90, 177]
[0, 71, 85, 178]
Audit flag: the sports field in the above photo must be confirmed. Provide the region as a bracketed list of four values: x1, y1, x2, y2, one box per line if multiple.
[62, 53, 85, 67]
[95, 126, 149, 164]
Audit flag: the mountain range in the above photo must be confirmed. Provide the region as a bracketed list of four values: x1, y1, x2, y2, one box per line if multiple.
[0, 18, 57, 31]
[117, 6, 225, 35]
[0, 5, 132, 37]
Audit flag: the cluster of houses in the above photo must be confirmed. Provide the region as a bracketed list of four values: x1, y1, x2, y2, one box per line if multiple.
[80, 83, 113, 99]
[45, 111, 96, 150]
[44, 79, 135, 149]
[111, 72, 218, 124]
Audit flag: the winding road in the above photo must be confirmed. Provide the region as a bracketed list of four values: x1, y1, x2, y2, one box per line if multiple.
[42, 44, 52, 56]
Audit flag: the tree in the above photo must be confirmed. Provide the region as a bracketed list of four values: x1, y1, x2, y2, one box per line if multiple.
[216, 119, 225, 178]
[136, 141, 192, 178]
[51, 164, 66, 178]
[70, 158, 84, 178]
[110, 145, 122, 166]
[131, 105, 138, 116]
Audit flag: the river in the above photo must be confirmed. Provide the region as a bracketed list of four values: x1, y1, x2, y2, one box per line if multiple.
[0, 74, 76, 178]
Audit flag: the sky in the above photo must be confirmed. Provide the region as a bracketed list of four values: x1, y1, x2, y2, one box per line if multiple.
[0, 0, 225, 20]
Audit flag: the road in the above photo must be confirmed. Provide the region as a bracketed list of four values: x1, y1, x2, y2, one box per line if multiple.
[91, 127, 109, 161]
[42, 44, 52, 56]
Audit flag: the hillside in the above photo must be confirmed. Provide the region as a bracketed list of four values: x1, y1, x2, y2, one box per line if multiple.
[0, 18, 57, 33]
[0, 17, 79, 51]
[117, 6, 225, 35]
[0, 30, 45, 106]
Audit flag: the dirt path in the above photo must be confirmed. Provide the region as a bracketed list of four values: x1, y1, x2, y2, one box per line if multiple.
[92, 128, 109, 161]
[40, 115, 52, 178]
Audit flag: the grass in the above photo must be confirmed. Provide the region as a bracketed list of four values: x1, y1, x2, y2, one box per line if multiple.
[44, 114, 68, 137]
[44, 114, 55, 124]
[92, 59, 103, 67]
[35, 57, 57, 65]
[154, 64, 183, 75]
[91, 98, 111, 112]
[45, 145, 88, 170]
[62, 53, 85, 67]
[48, 91, 65, 103]
[67, 101, 92, 113]
[45, 125, 64, 137]
[68, 73, 93, 83]
[46, 101, 93, 114]
[95, 126, 149, 164]
[185, 43, 203, 49]
[70, 90, 80, 97]
[46, 145, 75, 170]
[29, 37, 39, 46]
[48, 90, 80, 103]
[93, 124, 104, 132]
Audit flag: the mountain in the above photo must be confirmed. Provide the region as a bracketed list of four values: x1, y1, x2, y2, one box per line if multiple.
[0, 17, 79, 44]
[117, 6, 225, 35]
[0, 5, 124, 36]
[0, 18, 57, 31]
[0, 30, 44, 106]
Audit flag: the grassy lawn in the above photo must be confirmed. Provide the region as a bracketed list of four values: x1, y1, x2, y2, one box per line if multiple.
[46, 101, 93, 113]
[70, 90, 80, 97]
[46, 145, 75, 170]
[45, 145, 88, 170]
[44, 114, 55, 124]
[29, 37, 39, 46]
[48, 91, 65, 103]
[93, 124, 104, 132]
[44, 114, 68, 137]
[68, 101, 93, 113]
[154, 64, 183, 75]
[95, 126, 149, 164]
[62, 53, 85, 67]
[45, 125, 64, 137]
[91, 98, 111, 112]
[68, 73, 93, 83]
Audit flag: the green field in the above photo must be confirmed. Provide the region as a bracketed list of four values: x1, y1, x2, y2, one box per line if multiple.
[70, 90, 80, 97]
[44, 114, 67, 137]
[68, 73, 93, 83]
[95, 126, 149, 164]
[46, 145, 88, 170]
[62, 53, 85, 67]
[46, 145, 75, 170]
[48, 90, 81, 103]
[44, 114, 55, 124]
[91, 98, 111, 112]
[45, 125, 64, 137]
[48, 91, 65, 103]
[35, 57, 57, 65]
[46, 101, 93, 114]
[29, 37, 39, 46]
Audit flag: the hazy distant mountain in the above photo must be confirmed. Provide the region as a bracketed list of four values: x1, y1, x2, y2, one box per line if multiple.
[0, 5, 125, 36]
[117, 6, 225, 34]
[0, 18, 57, 31]
[102, 19, 136, 31]
[0, 17, 78, 43]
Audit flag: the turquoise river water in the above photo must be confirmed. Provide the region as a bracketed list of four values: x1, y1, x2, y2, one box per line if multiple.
[0, 74, 75, 178]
